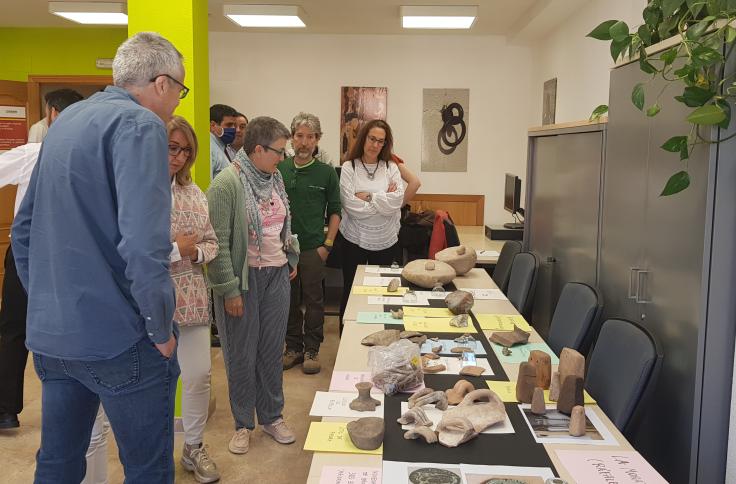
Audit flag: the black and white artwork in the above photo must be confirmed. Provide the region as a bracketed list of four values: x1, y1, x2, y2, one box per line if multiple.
[422, 88, 469, 172]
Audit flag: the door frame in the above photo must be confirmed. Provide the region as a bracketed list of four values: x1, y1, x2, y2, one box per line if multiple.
[27, 75, 112, 126]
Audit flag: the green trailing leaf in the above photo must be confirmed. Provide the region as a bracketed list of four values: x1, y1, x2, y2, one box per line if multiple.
[679, 86, 716, 107]
[662, 0, 686, 17]
[716, 99, 731, 129]
[661, 135, 689, 152]
[640, 58, 658, 74]
[589, 104, 609, 121]
[680, 142, 690, 161]
[610, 37, 631, 61]
[686, 18, 713, 41]
[609, 21, 630, 42]
[726, 25, 736, 43]
[638, 25, 653, 45]
[643, 6, 662, 28]
[687, 104, 727, 125]
[686, 0, 705, 16]
[632, 83, 646, 110]
[660, 46, 679, 65]
[587, 20, 619, 40]
[691, 46, 724, 66]
[647, 104, 662, 116]
[660, 171, 691, 196]
[658, 16, 679, 39]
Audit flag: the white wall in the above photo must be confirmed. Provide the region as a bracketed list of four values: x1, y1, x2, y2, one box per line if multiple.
[528, 0, 646, 125]
[210, 32, 532, 226]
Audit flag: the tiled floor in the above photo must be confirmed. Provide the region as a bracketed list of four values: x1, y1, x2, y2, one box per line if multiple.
[0, 316, 340, 483]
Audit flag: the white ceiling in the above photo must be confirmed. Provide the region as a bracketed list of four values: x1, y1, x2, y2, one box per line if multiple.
[0, 0, 587, 41]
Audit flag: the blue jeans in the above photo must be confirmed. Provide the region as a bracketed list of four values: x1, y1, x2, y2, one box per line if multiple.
[32, 336, 180, 484]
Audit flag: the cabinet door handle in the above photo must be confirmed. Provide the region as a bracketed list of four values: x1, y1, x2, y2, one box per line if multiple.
[628, 268, 640, 299]
[636, 270, 651, 303]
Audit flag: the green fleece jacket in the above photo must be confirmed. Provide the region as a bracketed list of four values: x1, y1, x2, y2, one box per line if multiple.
[206, 165, 299, 298]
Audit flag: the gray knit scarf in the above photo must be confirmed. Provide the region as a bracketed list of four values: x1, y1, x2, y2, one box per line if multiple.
[233, 150, 292, 256]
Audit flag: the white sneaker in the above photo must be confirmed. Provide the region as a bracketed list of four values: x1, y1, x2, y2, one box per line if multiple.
[228, 428, 251, 454]
[181, 443, 220, 483]
[262, 418, 296, 444]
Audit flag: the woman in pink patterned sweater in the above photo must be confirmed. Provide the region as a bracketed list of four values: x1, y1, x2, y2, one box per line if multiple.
[167, 116, 220, 483]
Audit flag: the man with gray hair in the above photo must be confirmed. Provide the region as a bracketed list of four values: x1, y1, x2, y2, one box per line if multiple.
[278, 112, 341, 374]
[12, 31, 185, 483]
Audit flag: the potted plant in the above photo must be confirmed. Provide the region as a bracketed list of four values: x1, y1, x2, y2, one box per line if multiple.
[588, 0, 736, 195]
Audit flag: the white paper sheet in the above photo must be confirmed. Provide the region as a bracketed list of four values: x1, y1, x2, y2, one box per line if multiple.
[476, 249, 500, 257]
[366, 296, 429, 306]
[399, 402, 514, 434]
[363, 276, 400, 287]
[518, 404, 619, 446]
[423, 356, 493, 376]
[309, 391, 385, 418]
[364, 266, 403, 275]
[420, 338, 487, 356]
[456, 287, 507, 300]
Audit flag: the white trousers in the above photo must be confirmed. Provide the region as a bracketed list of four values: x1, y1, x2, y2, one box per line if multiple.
[178, 324, 212, 445]
[81, 405, 109, 484]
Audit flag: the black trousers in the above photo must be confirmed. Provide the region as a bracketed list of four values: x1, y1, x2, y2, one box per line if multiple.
[0, 244, 29, 415]
[339, 236, 400, 334]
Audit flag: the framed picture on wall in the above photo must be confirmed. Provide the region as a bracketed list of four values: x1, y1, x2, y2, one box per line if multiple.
[542, 78, 557, 125]
[339, 86, 387, 163]
[421, 88, 469, 172]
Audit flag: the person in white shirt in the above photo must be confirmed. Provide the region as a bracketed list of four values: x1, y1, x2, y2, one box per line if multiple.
[338, 119, 404, 329]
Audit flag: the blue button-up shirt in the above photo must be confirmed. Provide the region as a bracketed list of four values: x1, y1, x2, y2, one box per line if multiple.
[210, 132, 230, 180]
[12, 86, 175, 360]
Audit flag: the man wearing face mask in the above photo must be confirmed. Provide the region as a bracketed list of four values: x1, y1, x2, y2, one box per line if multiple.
[210, 103, 238, 180]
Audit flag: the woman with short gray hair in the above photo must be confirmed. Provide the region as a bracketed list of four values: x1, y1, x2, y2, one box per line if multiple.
[206, 116, 300, 455]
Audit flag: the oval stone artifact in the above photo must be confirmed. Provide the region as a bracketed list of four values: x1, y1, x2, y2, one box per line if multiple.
[435, 245, 477, 275]
[346, 417, 385, 450]
[402, 259, 456, 289]
[445, 290, 474, 315]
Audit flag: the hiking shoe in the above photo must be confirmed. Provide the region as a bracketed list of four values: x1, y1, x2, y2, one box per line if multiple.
[181, 443, 220, 483]
[283, 350, 303, 370]
[262, 418, 296, 444]
[228, 428, 251, 454]
[0, 413, 19, 429]
[302, 351, 321, 374]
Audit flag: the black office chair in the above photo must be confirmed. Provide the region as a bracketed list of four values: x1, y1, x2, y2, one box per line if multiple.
[547, 282, 602, 356]
[506, 251, 540, 319]
[492, 240, 522, 292]
[585, 318, 662, 436]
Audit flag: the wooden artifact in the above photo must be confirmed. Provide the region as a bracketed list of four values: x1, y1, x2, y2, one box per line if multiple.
[515, 361, 537, 403]
[349, 382, 381, 412]
[346, 417, 384, 451]
[528, 350, 552, 389]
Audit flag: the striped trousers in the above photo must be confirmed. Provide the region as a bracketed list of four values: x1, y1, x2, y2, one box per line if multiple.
[214, 265, 290, 430]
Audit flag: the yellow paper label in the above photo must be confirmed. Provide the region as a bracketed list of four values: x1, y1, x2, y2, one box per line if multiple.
[485, 381, 596, 404]
[402, 306, 454, 317]
[402, 316, 477, 333]
[475, 314, 531, 332]
[304, 422, 383, 455]
[352, 286, 409, 296]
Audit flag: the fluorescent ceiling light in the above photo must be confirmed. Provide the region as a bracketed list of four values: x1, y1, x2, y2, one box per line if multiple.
[224, 4, 306, 28]
[400, 5, 477, 29]
[49, 2, 127, 25]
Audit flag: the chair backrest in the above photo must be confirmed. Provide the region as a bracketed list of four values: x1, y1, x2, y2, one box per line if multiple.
[547, 282, 602, 356]
[492, 240, 522, 292]
[506, 251, 540, 318]
[585, 318, 661, 435]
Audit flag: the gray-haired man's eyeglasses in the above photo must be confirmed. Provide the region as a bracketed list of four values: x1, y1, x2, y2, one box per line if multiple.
[150, 74, 190, 99]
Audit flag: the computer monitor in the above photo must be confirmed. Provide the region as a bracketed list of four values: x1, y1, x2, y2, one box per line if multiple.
[503, 174, 524, 229]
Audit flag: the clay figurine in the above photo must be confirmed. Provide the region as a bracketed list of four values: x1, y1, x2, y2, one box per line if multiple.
[397, 406, 433, 427]
[346, 417, 384, 451]
[549, 371, 561, 401]
[409, 389, 449, 410]
[556, 375, 584, 415]
[445, 380, 475, 405]
[403, 427, 438, 444]
[349, 382, 381, 412]
[568, 405, 586, 437]
[444, 290, 474, 315]
[401, 259, 457, 289]
[558, 347, 585, 383]
[528, 350, 552, 389]
[531, 387, 546, 415]
[459, 365, 486, 377]
[515, 361, 537, 403]
[449, 314, 468, 328]
[390, 308, 404, 319]
[437, 389, 507, 447]
[408, 388, 434, 408]
[435, 245, 477, 275]
[489, 325, 530, 347]
[361, 329, 401, 346]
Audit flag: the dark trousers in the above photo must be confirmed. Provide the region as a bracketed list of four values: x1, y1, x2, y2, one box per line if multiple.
[286, 248, 326, 354]
[339, 237, 400, 332]
[0, 244, 29, 415]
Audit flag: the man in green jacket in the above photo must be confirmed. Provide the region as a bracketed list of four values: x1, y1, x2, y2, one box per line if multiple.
[279, 112, 341, 374]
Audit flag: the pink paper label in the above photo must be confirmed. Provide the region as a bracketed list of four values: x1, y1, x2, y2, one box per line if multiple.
[556, 450, 667, 484]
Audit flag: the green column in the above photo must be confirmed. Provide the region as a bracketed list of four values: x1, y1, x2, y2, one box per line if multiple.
[128, 0, 210, 190]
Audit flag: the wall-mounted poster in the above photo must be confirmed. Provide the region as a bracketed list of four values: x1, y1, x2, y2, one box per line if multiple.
[340, 86, 388, 163]
[422, 88, 469, 172]
[542, 78, 557, 125]
[0, 106, 28, 151]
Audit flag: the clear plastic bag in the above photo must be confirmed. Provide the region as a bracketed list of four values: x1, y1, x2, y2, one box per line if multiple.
[368, 339, 424, 395]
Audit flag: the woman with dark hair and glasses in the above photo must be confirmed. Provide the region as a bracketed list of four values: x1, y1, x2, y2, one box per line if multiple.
[338, 119, 404, 328]
[166, 116, 220, 483]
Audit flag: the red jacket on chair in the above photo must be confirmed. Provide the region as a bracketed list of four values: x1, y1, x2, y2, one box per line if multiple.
[428, 210, 451, 259]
